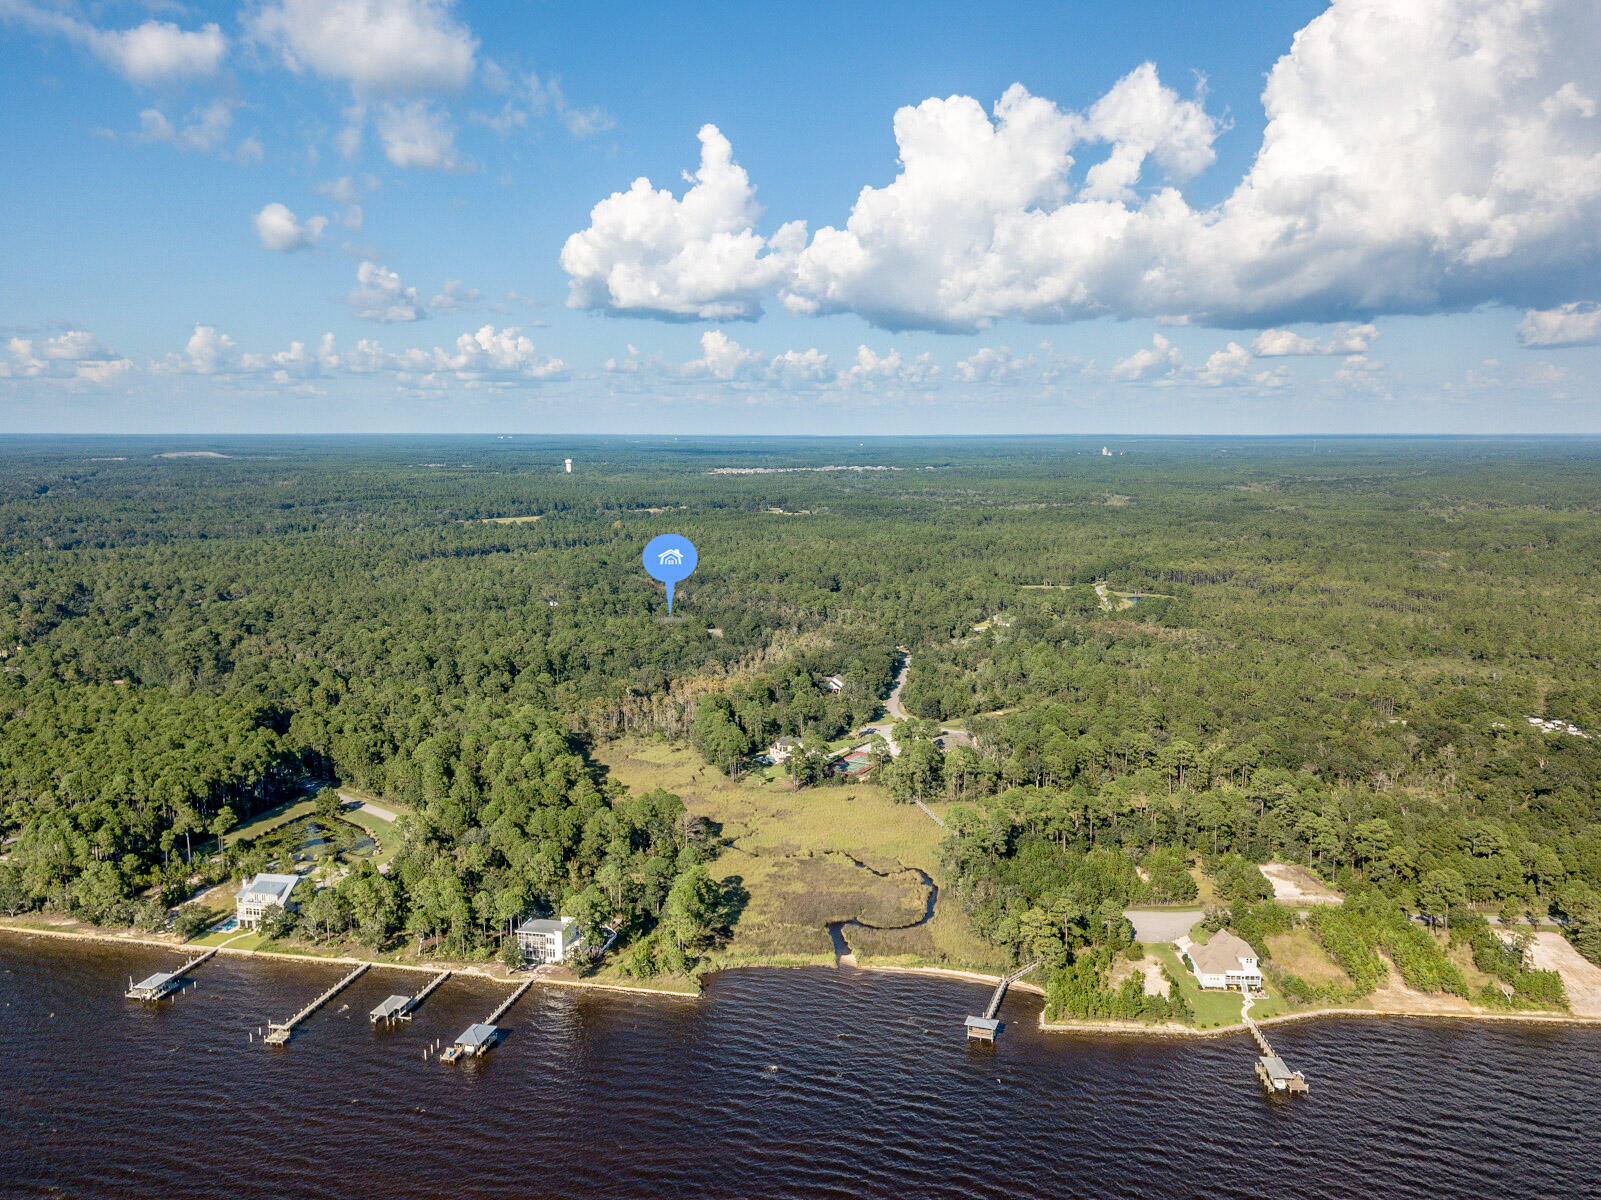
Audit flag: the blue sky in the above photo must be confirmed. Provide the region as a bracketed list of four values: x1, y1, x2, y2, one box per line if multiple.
[2, 0, 1599, 434]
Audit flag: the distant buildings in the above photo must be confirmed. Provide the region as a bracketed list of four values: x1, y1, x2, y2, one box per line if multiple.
[1180, 931, 1263, 990]
[767, 736, 801, 762]
[564, 458, 573, 473]
[236, 872, 301, 928]
[516, 916, 584, 964]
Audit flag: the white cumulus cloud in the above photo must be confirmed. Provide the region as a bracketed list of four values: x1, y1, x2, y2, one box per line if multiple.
[1, 329, 132, 384]
[564, 0, 1601, 334]
[374, 99, 462, 169]
[1517, 302, 1601, 347]
[1111, 334, 1184, 382]
[345, 261, 426, 322]
[253, 202, 328, 251]
[560, 124, 807, 321]
[1252, 323, 1378, 356]
[135, 100, 236, 153]
[1, 4, 228, 85]
[158, 323, 563, 385]
[249, 0, 477, 92]
[683, 330, 765, 381]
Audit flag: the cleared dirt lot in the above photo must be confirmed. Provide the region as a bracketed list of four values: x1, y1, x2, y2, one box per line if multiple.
[1259, 862, 1343, 905]
[1527, 932, 1601, 1017]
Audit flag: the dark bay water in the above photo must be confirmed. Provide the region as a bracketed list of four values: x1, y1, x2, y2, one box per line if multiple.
[3, 932, 1600, 1200]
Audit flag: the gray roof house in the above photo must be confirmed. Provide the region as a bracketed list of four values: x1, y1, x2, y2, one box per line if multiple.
[235, 872, 301, 927]
[515, 915, 584, 964]
[1180, 930, 1264, 990]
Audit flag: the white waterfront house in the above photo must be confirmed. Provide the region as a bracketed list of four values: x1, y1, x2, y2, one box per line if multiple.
[515, 916, 584, 964]
[235, 872, 301, 927]
[1180, 930, 1264, 990]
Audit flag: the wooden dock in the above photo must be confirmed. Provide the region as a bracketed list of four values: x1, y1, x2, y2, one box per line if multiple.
[370, 970, 451, 1024]
[965, 961, 1038, 1041]
[125, 948, 218, 1000]
[1242, 993, 1308, 1095]
[439, 978, 534, 1063]
[484, 979, 533, 1024]
[263, 963, 369, 1045]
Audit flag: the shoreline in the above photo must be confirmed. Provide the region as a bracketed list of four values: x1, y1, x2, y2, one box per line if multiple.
[0, 921, 696, 1002]
[8, 919, 1600, 1035]
[1037, 1001, 1601, 1039]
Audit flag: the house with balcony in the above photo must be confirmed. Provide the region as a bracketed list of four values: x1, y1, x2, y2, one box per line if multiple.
[515, 915, 585, 964]
[1180, 930, 1264, 990]
[235, 872, 301, 928]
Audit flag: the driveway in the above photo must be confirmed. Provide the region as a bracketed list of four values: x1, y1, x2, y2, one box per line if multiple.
[1125, 909, 1205, 943]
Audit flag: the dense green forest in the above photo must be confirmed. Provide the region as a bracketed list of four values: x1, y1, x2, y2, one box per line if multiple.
[3, 435, 1601, 990]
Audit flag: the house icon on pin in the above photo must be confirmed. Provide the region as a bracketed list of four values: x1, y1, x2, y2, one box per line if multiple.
[657, 548, 684, 566]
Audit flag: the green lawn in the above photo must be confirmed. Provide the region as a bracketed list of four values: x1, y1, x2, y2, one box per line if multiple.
[224, 797, 319, 848]
[336, 805, 403, 871]
[1150, 942, 1293, 1028]
[225, 789, 405, 872]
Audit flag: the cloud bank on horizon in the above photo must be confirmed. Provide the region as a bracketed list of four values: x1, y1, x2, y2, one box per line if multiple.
[563, 0, 1601, 340]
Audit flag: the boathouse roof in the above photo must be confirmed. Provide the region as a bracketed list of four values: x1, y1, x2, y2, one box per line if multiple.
[457, 1023, 498, 1048]
[371, 995, 410, 1019]
[1260, 1054, 1295, 1082]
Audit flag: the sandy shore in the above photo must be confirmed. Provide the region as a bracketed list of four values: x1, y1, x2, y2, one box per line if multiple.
[11, 920, 1601, 1033]
[1038, 1002, 1601, 1039]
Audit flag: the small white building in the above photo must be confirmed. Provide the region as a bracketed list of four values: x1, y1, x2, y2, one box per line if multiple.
[767, 736, 801, 762]
[516, 916, 584, 964]
[235, 872, 301, 928]
[1181, 930, 1263, 990]
[821, 675, 845, 693]
[564, 458, 573, 473]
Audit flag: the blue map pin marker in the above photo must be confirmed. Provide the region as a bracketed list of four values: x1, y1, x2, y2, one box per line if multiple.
[643, 534, 698, 614]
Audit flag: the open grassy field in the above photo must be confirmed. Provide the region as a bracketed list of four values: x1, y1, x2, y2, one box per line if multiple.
[1265, 929, 1352, 987]
[224, 797, 319, 848]
[595, 736, 1008, 974]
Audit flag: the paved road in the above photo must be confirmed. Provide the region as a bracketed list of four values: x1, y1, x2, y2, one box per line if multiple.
[884, 651, 910, 721]
[848, 651, 912, 756]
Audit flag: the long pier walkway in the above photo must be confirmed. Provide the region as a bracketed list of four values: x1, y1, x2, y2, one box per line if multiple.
[484, 979, 533, 1024]
[1242, 991, 1309, 1095]
[263, 963, 369, 1045]
[965, 960, 1039, 1041]
[125, 947, 219, 1000]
